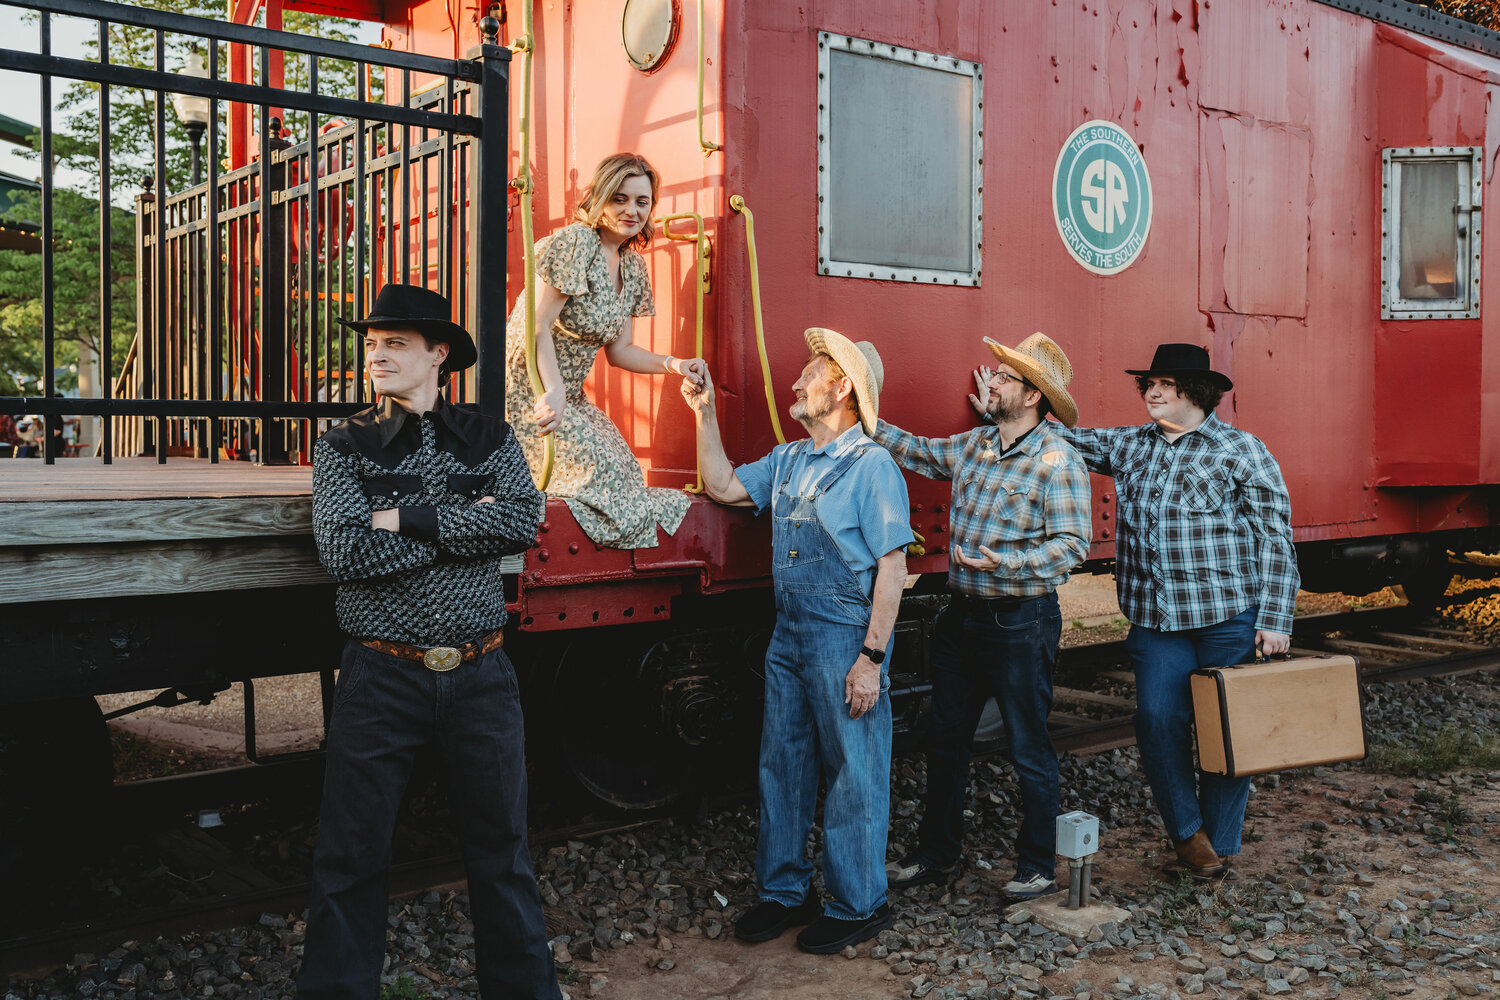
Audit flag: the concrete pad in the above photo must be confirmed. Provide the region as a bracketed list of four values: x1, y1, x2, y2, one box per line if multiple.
[1004, 894, 1132, 940]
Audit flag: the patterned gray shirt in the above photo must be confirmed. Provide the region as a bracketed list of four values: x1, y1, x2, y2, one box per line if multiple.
[312, 397, 543, 645]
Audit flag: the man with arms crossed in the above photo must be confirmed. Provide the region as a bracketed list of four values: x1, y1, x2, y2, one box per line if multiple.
[299, 284, 560, 999]
[682, 328, 913, 953]
[876, 333, 1091, 902]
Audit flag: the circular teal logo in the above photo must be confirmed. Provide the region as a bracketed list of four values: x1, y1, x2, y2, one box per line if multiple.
[1052, 120, 1152, 275]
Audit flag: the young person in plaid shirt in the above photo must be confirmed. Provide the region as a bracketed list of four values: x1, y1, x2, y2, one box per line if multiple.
[1046, 342, 1299, 881]
[873, 333, 1091, 902]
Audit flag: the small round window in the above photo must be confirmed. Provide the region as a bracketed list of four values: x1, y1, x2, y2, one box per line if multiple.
[622, 0, 680, 73]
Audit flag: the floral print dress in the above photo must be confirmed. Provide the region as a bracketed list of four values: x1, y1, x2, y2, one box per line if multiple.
[504, 223, 691, 549]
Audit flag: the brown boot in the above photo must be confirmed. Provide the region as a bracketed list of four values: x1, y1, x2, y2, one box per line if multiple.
[1161, 830, 1229, 881]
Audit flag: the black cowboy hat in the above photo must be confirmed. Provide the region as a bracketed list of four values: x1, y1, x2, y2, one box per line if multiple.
[1125, 342, 1233, 392]
[337, 284, 477, 372]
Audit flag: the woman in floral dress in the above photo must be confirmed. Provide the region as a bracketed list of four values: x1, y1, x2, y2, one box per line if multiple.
[504, 153, 707, 549]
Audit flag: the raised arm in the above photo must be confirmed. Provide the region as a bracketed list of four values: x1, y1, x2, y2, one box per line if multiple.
[680, 370, 754, 506]
[869, 419, 960, 480]
[312, 439, 438, 583]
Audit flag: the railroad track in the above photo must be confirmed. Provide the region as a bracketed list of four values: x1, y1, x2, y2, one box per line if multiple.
[6, 606, 1496, 977]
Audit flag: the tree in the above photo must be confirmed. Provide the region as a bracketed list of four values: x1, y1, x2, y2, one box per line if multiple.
[36, 0, 372, 198]
[0, 188, 135, 396]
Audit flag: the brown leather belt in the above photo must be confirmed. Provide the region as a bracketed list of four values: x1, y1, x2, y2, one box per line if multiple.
[359, 629, 504, 671]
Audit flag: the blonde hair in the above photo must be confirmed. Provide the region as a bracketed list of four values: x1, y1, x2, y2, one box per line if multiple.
[574, 153, 660, 250]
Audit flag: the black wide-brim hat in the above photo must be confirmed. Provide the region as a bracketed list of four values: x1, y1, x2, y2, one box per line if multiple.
[1125, 342, 1233, 391]
[337, 283, 477, 373]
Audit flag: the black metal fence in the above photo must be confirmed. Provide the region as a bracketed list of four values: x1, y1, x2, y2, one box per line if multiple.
[0, 0, 511, 463]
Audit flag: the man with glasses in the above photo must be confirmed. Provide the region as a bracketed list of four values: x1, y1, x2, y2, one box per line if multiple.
[1038, 343, 1297, 881]
[873, 333, 1091, 902]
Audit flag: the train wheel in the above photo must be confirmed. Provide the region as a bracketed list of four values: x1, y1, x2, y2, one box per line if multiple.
[0, 697, 114, 892]
[1396, 562, 1455, 613]
[549, 630, 695, 811]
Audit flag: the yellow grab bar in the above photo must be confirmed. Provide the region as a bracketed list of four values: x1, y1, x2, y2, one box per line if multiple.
[658, 211, 711, 492]
[510, 5, 555, 490]
[729, 195, 786, 445]
[697, 0, 721, 155]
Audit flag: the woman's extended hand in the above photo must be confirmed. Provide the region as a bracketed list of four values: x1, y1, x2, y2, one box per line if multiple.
[670, 356, 708, 389]
[533, 387, 565, 436]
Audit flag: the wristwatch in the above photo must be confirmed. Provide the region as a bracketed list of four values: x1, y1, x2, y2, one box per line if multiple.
[860, 645, 886, 664]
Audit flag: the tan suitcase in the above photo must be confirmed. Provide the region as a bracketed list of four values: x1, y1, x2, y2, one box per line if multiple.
[1190, 654, 1367, 778]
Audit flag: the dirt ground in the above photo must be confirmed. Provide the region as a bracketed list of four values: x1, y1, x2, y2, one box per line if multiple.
[579, 768, 1500, 1000]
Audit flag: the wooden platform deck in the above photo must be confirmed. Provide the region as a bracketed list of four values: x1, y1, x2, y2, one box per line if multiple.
[0, 458, 312, 503]
[0, 459, 325, 604]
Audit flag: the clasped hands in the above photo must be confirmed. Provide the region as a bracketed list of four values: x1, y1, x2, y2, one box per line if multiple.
[533, 356, 708, 436]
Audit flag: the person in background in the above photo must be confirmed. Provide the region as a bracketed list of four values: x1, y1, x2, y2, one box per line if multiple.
[1039, 342, 1298, 880]
[876, 333, 1091, 902]
[683, 328, 912, 954]
[0, 412, 19, 458]
[505, 152, 707, 548]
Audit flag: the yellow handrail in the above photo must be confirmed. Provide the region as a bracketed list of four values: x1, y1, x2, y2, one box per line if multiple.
[658, 211, 710, 492]
[697, 0, 721, 155]
[510, 4, 555, 490]
[729, 195, 785, 445]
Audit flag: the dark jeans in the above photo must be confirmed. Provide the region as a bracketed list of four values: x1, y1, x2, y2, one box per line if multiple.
[1125, 605, 1258, 855]
[296, 640, 560, 1000]
[916, 594, 1061, 879]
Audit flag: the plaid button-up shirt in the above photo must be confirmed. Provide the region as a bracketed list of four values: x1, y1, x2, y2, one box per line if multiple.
[872, 419, 1092, 597]
[1057, 413, 1299, 635]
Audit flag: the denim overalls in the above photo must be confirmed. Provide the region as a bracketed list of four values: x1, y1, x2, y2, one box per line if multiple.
[756, 441, 893, 921]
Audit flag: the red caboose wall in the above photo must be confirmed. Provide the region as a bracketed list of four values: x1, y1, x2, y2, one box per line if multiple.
[719, 0, 1498, 566]
[324, 0, 1500, 616]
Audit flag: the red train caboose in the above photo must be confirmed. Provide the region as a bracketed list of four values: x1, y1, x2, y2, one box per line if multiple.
[2, 0, 1497, 817]
[313, 0, 1498, 803]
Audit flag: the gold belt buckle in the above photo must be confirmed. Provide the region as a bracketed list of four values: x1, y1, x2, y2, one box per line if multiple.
[423, 646, 462, 671]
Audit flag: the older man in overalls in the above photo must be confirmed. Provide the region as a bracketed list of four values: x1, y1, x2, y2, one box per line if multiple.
[682, 327, 913, 955]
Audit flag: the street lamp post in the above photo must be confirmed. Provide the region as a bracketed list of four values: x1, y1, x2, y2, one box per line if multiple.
[172, 48, 211, 185]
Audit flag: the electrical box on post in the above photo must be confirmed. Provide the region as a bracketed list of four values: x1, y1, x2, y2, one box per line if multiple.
[1056, 810, 1099, 859]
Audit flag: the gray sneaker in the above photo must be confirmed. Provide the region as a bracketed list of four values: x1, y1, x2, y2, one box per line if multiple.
[1000, 872, 1058, 900]
[886, 857, 959, 889]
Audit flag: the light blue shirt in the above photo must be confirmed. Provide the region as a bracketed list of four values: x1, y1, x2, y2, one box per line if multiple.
[737, 424, 915, 594]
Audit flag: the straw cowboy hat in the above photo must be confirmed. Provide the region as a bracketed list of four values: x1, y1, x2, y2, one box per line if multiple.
[337, 283, 478, 372]
[804, 327, 884, 435]
[1125, 342, 1234, 392]
[983, 332, 1079, 428]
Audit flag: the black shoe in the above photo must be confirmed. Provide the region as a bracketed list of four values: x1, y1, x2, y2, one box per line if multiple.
[733, 897, 820, 943]
[795, 904, 894, 954]
[886, 856, 959, 890]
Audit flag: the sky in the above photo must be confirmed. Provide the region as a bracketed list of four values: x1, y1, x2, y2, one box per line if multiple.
[0, 4, 382, 194]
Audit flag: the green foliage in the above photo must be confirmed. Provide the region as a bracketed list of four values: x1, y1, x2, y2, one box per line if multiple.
[1365, 725, 1500, 776]
[379, 975, 434, 1000]
[0, 187, 135, 394]
[28, 0, 374, 195]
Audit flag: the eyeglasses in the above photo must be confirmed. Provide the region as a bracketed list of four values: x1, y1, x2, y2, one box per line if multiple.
[988, 369, 1034, 391]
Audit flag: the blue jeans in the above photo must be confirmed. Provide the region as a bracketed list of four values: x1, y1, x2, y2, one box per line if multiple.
[916, 594, 1062, 880]
[297, 640, 560, 1000]
[1126, 606, 1257, 856]
[757, 613, 893, 921]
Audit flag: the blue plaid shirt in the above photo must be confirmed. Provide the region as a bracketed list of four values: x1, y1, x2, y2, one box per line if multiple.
[872, 419, 1092, 597]
[1057, 413, 1299, 635]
